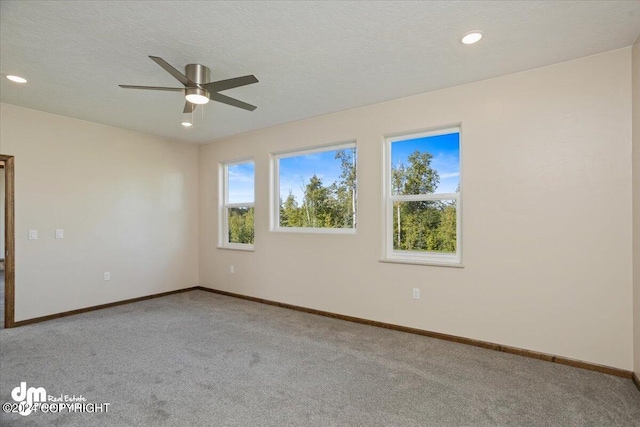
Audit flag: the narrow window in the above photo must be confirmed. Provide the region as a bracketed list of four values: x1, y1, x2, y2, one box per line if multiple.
[220, 160, 255, 250]
[384, 128, 461, 265]
[272, 143, 357, 233]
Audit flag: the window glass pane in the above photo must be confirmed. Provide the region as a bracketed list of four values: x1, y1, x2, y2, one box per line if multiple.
[391, 132, 459, 195]
[228, 163, 254, 204]
[278, 147, 356, 229]
[392, 200, 456, 253]
[228, 207, 254, 244]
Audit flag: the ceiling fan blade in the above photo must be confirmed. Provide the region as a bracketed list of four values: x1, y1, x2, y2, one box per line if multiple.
[210, 92, 257, 111]
[183, 101, 197, 114]
[202, 75, 258, 93]
[149, 56, 192, 86]
[119, 85, 184, 92]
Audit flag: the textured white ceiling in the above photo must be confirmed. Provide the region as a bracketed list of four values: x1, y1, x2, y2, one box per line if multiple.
[1, 1, 639, 143]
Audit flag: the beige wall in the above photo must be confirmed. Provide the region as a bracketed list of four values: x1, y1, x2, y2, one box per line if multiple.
[633, 36, 640, 377]
[0, 48, 634, 372]
[199, 48, 633, 370]
[0, 104, 199, 321]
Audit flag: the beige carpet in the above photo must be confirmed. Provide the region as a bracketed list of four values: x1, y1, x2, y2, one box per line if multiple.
[1, 290, 638, 426]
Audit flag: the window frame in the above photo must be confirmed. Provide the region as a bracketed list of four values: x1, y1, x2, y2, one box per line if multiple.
[219, 158, 255, 251]
[382, 126, 462, 266]
[271, 141, 358, 234]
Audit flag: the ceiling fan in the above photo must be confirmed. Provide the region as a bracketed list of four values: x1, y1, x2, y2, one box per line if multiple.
[119, 56, 258, 117]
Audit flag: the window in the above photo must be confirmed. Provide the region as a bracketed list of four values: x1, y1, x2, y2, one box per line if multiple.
[220, 160, 255, 250]
[272, 142, 357, 233]
[384, 128, 461, 265]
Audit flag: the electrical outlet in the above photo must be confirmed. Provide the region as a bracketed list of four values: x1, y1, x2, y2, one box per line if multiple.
[55, 229, 64, 239]
[229, 265, 235, 274]
[412, 288, 420, 299]
[104, 272, 111, 281]
[28, 230, 38, 240]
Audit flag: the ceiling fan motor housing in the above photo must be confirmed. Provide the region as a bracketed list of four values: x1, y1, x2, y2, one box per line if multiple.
[185, 64, 211, 104]
[186, 63, 210, 85]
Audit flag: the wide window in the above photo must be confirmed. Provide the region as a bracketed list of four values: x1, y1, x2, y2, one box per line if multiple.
[384, 128, 461, 265]
[220, 160, 255, 249]
[272, 142, 357, 233]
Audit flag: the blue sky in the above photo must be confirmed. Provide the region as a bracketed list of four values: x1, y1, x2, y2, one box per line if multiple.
[227, 162, 255, 204]
[391, 132, 460, 194]
[227, 133, 459, 204]
[278, 149, 346, 204]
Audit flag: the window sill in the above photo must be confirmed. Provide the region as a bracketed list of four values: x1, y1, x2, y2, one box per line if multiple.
[217, 245, 255, 252]
[379, 258, 464, 268]
[272, 227, 356, 235]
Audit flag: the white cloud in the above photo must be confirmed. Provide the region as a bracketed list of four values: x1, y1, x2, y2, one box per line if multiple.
[228, 169, 254, 183]
[439, 172, 460, 179]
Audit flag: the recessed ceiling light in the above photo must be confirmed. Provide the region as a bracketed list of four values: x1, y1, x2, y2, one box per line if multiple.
[461, 32, 483, 45]
[6, 75, 27, 83]
[181, 113, 193, 127]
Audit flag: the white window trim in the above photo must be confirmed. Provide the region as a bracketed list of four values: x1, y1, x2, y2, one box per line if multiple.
[382, 126, 462, 266]
[219, 158, 255, 251]
[271, 141, 357, 234]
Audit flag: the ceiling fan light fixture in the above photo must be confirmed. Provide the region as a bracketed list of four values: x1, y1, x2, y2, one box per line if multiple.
[185, 87, 210, 105]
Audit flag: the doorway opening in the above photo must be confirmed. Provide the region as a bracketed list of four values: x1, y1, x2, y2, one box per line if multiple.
[0, 155, 15, 328]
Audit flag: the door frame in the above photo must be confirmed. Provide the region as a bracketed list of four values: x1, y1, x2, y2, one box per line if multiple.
[0, 155, 15, 328]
